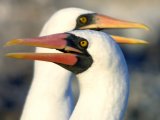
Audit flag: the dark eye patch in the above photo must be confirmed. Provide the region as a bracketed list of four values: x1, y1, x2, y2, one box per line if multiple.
[75, 13, 96, 29]
[65, 33, 89, 55]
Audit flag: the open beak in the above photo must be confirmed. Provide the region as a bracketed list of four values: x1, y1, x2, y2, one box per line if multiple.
[80, 13, 149, 30]
[5, 33, 81, 65]
[80, 13, 149, 44]
[5, 13, 148, 63]
[5, 32, 148, 63]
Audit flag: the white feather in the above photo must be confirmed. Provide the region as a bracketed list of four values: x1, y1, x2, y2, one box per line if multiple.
[69, 30, 130, 120]
[20, 8, 94, 120]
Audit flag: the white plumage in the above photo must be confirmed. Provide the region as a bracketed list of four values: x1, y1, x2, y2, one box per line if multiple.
[5, 7, 147, 120]
[68, 30, 129, 120]
[20, 8, 93, 120]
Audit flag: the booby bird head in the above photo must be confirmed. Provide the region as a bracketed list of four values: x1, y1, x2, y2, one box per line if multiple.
[5, 8, 149, 71]
[41, 7, 148, 43]
[5, 30, 147, 74]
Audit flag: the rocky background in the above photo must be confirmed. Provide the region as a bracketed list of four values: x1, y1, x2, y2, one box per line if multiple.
[0, 0, 160, 120]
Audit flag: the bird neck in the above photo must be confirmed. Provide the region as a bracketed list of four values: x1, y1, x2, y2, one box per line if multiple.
[70, 54, 130, 120]
[20, 49, 74, 120]
[20, 20, 76, 120]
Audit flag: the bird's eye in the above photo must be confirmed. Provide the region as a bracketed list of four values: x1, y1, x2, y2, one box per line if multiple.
[79, 40, 88, 48]
[79, 16, 88, 24]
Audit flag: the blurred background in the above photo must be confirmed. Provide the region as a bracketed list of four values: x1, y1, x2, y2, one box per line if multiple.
[0, 0, 160, 120]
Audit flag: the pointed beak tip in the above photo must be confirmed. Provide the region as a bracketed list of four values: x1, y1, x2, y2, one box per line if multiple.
[5, 53, 13, 58]
[4, 39, 23, 47]
[111, 35, 149, 45]
[140, 24, 150, 31]
[4, 42, 12, 47]
[6, 53, 15, 58]
[6, 53, 23, 59]
[140, 40, 149, 44]
[132, 40, 149, 45]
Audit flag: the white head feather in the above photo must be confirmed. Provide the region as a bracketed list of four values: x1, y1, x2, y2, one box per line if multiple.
[40, 8, 94, 35]
[68, 30, 129, 120]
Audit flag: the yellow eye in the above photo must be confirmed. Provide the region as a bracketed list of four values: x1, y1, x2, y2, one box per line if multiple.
[79, 40, 88, 48]
[79, 16, 87, 24]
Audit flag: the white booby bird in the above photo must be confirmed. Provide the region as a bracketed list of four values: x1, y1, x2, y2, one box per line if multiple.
[5, 7, 148, 120]
[5, 30, 147, 120]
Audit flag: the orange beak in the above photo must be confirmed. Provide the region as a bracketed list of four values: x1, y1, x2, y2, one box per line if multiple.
[5, 13, 149, 62]
[80, 14, 148, 30]
[80, 13, 149, 44]
[5, 33, 81, 65]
